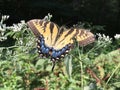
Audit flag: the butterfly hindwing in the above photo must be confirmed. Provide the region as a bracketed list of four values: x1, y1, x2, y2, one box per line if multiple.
[27, 19, 95, 61]
[76, 29, 95, 46]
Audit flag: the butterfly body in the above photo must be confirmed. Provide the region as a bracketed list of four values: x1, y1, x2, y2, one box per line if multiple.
[27, 19, 95, 61]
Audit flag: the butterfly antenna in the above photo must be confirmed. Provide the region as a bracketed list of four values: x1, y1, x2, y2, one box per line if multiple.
[51, 60, 56, 72]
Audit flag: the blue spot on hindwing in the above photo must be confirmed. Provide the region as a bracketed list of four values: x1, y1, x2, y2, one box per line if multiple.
[52, 50, 56, 58]
[45, 48, 49, 53]
[51, 46, 69, 58]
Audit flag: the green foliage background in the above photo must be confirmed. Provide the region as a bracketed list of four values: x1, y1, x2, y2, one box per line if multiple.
[0, 15, 120, 90]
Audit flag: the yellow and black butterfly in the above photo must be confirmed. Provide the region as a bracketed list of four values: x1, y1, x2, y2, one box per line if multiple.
[27, 19, 95, 69]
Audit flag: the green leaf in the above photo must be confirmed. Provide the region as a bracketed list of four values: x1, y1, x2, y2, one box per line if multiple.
[113, 82, 120, 88]
[64, 56, 72, 79]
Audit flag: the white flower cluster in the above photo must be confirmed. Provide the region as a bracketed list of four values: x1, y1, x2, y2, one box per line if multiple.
[0, 15, 9, 30]
[97, 33, 112, 42]
[0, 15, 9, 24]
[0, 15, 9, 41]
[96, 33, 112, 47]
[0, 15, 26, 41]
[7, 20, 26, 32]
[114, 34, 120, 40]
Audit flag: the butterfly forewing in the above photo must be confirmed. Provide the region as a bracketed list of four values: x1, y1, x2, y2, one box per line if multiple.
[53, 29, 77, 50]
[53, 28, 95, 50]
[27, 19, 59, 47]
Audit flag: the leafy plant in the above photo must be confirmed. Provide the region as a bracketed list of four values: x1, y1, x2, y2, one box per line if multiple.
[0, 14, 120, 90]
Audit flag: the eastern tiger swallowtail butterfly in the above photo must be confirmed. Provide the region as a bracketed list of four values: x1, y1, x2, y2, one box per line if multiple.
[27, 19, 95, 70]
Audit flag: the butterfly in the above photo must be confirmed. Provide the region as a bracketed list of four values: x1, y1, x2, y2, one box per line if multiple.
[27, 19, 95, 70]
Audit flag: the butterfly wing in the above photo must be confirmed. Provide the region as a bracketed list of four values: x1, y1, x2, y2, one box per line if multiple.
[53, 28, 95, 50]
[27, 19, 95, 60]
[27, 19, 59, 47]
[75, 29, 95, 46]
[27, 19, 67, 59]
